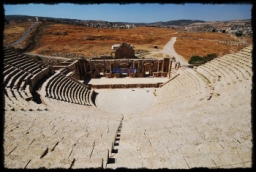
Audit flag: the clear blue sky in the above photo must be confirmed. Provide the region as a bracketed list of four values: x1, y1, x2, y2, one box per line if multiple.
[4, 3, 252, 23]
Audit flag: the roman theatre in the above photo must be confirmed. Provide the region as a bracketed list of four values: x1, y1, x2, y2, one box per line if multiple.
[3, 41, 252, 169]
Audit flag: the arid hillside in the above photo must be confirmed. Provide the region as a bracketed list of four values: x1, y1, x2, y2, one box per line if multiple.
[4, 22, 32, 45]
[4, 22, 251, 59]
[30, 23, 177, 57]
[174, 32, 251, 60]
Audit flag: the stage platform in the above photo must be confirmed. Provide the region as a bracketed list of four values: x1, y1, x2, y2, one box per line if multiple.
[83, 77, 169, 85]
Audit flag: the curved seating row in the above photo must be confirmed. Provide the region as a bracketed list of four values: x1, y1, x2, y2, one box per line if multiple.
[157, 67, 207, 104]
[196, 46, 252, 87]
[3, 47, 49, 111]
[110, 46, 252, 169]
[43, 72, 92, 106]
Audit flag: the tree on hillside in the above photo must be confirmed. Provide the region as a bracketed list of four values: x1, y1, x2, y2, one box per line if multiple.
[188, 55, 203, 64]
[189, 53, 217, 65]
[203, 53, 217, 62]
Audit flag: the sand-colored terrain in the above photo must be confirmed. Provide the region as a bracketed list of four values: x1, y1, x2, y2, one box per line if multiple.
[3, 37, 252, 169]
[4, 22, 33, 45]
[174, 32, 251, 60]
[4, 22, 249, 59]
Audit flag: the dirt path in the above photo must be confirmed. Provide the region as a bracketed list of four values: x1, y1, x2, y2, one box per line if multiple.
[11, 22, 39, 46]
[145, 37, 188, 66]
[24, 52, 69, 60]
[25, 36, 188, 64]
[162, 37, 188, 65]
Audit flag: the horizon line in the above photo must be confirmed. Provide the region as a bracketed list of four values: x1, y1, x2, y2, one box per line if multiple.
[4, 14, 251, 24]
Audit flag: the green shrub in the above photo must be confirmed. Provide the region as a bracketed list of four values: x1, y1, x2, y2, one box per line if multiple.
[189, 53, 217, 65]
[188, 55, 203, 64]
[203, 53, 217, 62]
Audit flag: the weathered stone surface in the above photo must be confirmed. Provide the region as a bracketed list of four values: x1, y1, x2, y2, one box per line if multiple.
[3, 45, 252, 169]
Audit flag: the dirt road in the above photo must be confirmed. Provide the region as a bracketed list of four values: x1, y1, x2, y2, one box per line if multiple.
[25, 36, 188, 65]
[162, 37, 188, 66]
[145, 37, 188, 66]
[24, 52, 69, 60]
[11, 22, 39, 46]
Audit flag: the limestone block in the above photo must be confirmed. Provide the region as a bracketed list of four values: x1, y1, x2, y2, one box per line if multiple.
[4, 141, 18, 156]
[26, 156, 52, 169]
[168, 155, 190, 169]
[235, 149, 252, 163]
[219, 163, 245, 168]
[70, 142, 93, 158]
[49, 157, 74, 169]
[115, 153, 143, 169]
[243, 161, 251, 168]
[196, 142, 224, 153]
[23, 138, 48, 154]
[26, 154, 72, 169]
[208, 150, 243, 167]
[71, 157, 103, 169]
[4, 154, 31, 169]
[184, 152, 216, 168]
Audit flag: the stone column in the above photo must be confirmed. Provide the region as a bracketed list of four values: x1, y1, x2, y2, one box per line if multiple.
[162, 60, 164, 72]
[83, 61, 87, 75]
[142, 61, 145, 73]
[157, 60, 160, 72]
[76, 63, 80, 76]
[103, 61, 105, 75]
[168, 59, 172, 78]
[91, 61, 93, 71]
[150, 66, 153, 76]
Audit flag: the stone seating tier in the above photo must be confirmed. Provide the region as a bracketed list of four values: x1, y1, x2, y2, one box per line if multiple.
[3, 66, 15, 76]
[63, 79, 72, 102]
[6, 70, 24, 88]
[3, 46, 251, 168]
[54, 76, 67, 100]
[4, 69, 20, 87]
[44, 73, 91, 106]
[4, 55, 23, 63]
[157, 68, 206, 104]
[216, 57, 251, 79]
[19, 74, 33, 91]
[58, 77, 69, 101]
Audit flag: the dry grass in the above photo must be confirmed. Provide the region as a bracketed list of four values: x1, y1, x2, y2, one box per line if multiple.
[4, 22, 33, 44]
[32, 23, 177, 57]
[13, 23, 41, 49]
[174, 32, 250, 60]
[6, 22, 251, 60]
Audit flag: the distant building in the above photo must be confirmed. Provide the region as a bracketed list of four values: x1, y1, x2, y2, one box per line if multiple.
[125, 24, 131, 29]
[36, 17, 38, 22]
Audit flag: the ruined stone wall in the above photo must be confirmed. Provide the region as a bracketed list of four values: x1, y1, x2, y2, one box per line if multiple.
[65, 60, 81, 79]
[114, 43, 135, 58]
[29, 67, 51, 88]
[64, 58, 172, 79]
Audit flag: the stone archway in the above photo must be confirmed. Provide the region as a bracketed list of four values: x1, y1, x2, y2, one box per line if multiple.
[144, 65, 153, 76]
[94, 63, 105, 76]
